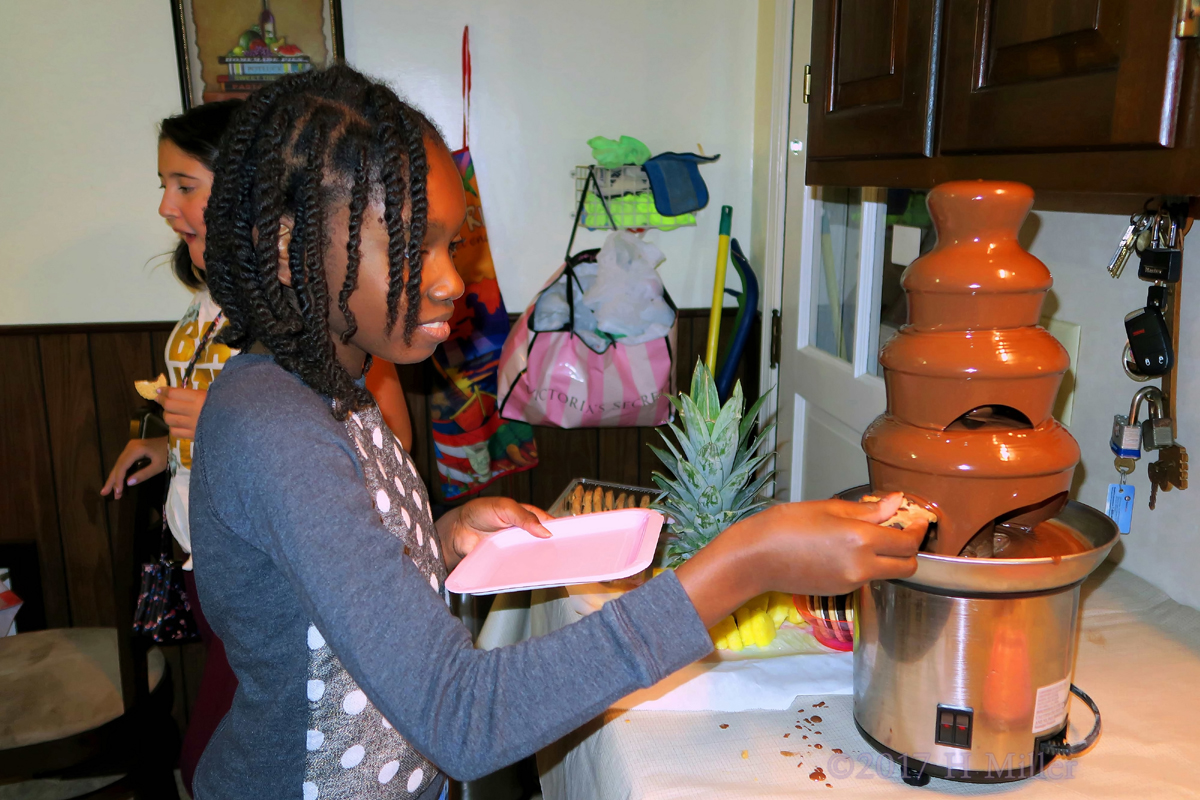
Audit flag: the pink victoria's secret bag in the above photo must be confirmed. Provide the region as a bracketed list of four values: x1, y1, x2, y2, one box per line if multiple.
[498, 248, 678, 428]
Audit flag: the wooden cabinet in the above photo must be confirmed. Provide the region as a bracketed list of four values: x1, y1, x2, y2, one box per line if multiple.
[806, 0, 1200, 194]
[940, 0, 1184, 152]
[808, 0, 943, 157]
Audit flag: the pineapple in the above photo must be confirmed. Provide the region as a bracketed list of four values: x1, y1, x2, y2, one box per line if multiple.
[709, 592, 805, 651]
[650, 359, 775, 567]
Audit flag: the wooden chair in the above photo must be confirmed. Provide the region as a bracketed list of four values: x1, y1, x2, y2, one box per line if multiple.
[0, 471, 180, 798]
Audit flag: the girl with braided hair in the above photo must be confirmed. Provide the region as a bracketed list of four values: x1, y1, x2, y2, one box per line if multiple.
[191, 65, 923, 799]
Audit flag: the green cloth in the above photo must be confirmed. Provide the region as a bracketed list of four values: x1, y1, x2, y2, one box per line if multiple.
[583, 191, 695, 231]
[588, 135, 652, 169]
[885, 191, 933, 228]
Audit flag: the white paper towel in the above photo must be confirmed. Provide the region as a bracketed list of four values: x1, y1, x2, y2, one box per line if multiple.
[612, 650, 853, 711]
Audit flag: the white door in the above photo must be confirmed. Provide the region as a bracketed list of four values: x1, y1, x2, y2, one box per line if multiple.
[773, 5, 932, 502]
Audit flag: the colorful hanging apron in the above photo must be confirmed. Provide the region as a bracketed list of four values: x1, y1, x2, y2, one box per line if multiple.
[429, 27, 538, 500]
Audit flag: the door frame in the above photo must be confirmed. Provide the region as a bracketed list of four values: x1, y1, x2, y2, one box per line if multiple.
[757, 0, 798, 495]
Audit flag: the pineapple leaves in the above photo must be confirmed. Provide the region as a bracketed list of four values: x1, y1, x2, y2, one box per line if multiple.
[739, 392, 771, 449]
[690, 359, 721, 422]
[649, 360, 778, 567]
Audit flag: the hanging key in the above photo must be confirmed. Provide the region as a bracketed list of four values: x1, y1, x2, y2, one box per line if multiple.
[1147, 445, 1188, 511]
[1109, 213, 1149, 278]
[1149, 445, 1189, 492]
[1138, 209, 1183, 283]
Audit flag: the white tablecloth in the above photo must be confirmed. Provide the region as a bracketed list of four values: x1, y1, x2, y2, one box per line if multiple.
[527, 564, 1200, 799]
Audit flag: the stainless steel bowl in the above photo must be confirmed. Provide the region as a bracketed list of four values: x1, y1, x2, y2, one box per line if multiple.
[836, 486, 1119, 593]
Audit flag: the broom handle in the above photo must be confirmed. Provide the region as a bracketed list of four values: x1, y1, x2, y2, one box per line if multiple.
[705, 206, 734, 369]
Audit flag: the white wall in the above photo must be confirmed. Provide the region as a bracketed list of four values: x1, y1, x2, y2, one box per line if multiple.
[1024, 205, 1199, 610]
[344, 0, 762, 312]
[1, 1, 764, 325]
[0, 0, 191, 325]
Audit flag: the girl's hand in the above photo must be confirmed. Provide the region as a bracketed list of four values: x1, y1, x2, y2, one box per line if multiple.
[436, 498, 553, 569]
[676, 493, 927, 628]
[100, 436, 169, 499]
[159, 386, 207, 440]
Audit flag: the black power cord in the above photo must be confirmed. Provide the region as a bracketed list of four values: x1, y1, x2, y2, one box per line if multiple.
[1040, 685, 1102, 757]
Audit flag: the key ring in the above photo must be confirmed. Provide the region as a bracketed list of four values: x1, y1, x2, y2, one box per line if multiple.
[1114, 456, 1136, 485]
[1122, 341, 1154, 382]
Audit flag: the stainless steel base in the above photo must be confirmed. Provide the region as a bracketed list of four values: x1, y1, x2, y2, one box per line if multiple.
[854, 579, 1080, 780]
[854, 718, 1067, 784]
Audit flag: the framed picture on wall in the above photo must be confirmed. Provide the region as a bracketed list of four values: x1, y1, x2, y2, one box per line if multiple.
[170, 0, 344, 109]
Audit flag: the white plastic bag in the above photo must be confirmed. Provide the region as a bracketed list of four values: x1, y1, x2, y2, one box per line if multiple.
[582, 232, 674, 345]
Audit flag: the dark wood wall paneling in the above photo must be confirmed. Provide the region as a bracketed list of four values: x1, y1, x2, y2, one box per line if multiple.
[0, 308, 759, 728]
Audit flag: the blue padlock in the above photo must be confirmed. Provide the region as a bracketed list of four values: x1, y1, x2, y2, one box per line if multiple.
[1110, 414, 1142, 459]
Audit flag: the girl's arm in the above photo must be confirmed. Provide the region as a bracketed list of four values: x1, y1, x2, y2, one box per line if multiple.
[101, 436, 168, 499]
[194, 367, 920, 782]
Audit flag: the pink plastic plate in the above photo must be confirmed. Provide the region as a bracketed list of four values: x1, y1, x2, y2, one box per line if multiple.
[445, 508, 664, 595]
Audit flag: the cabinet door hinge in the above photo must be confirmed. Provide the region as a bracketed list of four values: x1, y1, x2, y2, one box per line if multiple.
[803, 65, 811, 104]
[770, 309, 782, 368]
[1179, 0, 1200, 36]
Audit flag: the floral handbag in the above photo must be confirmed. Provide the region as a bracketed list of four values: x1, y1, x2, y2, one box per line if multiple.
[132, 514, 200, 643]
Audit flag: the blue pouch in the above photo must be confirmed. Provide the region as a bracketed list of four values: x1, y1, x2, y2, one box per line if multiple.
[641, 152, 720, 217]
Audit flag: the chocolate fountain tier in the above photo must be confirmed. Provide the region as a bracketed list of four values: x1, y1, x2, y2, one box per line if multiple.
[903, 181, 1050, 332]
[863, 415, 1079, 556]
[879, 326, 1069, 429]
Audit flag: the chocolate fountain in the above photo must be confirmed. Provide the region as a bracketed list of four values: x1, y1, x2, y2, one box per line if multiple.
[849, 181, 1119, 784]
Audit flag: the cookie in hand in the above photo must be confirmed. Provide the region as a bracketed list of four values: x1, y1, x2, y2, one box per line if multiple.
[862, 494, 937, 529]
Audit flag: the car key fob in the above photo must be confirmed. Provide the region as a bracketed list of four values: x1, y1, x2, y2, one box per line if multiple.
[1125, 306, 1174, 376]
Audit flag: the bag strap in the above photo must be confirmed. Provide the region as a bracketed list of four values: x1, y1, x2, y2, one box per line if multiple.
[461, 26, 471, 151]
[158, 477, 176, 560]
[160, 309, 223, 561]
[552, 168, 620, 350]
[563, 166, 618, 261]
[182, 312, 224, 388]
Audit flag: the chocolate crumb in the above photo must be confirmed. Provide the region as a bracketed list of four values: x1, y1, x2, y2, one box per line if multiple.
[814, 744, 823, 749]
[783, 733, 791, 738]
[781, 751, 797, 757]
[802, 735, 808, 740]
[809, 767, 827, 781]
[814, 701, 826, 708]
[826, 783, 832, 788]
[815, 731, 821, 735]
[810, 715, 823, 723]
[719, 724, 729, 729]
[832, 748, 843, 754]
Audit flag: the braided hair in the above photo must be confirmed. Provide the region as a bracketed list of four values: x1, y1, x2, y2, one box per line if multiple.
[204, 65, 442, 418]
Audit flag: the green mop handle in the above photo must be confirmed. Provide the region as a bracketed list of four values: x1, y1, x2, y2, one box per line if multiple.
[705, 206, 733, 370]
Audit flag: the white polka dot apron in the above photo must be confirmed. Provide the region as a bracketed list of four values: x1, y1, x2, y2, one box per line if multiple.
[302, 405, 447, 799]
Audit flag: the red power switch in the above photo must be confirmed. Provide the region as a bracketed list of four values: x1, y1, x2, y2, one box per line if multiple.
[935, 705, 973, 749]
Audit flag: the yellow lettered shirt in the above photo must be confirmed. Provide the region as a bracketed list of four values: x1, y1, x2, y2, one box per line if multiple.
[164, 289, 236, 560]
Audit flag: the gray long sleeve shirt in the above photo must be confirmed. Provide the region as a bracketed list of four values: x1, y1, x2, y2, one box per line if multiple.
[190, 354, 712, 799]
